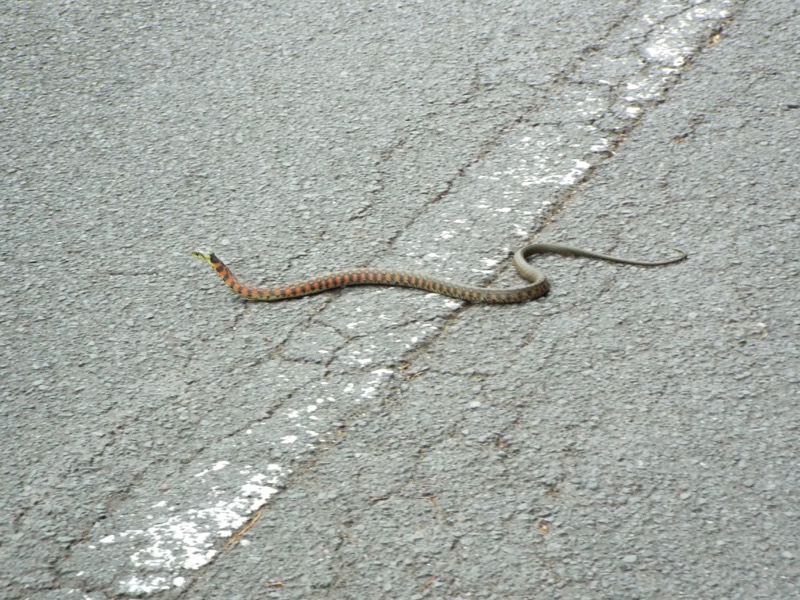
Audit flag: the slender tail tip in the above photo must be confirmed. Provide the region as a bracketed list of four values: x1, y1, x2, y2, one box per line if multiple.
[672, 248, 688, 263]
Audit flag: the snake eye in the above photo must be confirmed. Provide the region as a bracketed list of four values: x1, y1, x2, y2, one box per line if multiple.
[191, 249, 215, 263]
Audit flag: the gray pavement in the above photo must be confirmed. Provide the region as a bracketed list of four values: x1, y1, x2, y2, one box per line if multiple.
[2, 0, 798, 598]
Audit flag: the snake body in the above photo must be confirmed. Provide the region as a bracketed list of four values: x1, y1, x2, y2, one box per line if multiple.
[192, 243, 686, 304]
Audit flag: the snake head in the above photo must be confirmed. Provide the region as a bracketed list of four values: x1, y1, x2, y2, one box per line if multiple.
[191, 249, 217, 264]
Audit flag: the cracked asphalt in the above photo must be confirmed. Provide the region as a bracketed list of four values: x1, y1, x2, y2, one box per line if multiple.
[2, 0, 798, 598]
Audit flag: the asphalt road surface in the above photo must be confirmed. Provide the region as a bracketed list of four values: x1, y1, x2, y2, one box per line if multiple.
[2, 0, 798, 598]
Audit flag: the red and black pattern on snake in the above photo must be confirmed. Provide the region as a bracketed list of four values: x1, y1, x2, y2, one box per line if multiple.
[204, 252, 477, 302]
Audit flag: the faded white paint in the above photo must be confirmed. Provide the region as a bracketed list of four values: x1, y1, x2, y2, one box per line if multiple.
[110, 464, 285, 595]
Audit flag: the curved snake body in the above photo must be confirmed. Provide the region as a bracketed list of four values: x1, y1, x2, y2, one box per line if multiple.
[192, 243, 686, 304]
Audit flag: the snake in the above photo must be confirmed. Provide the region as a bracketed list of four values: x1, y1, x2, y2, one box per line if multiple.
[191, 243, 686, 304]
